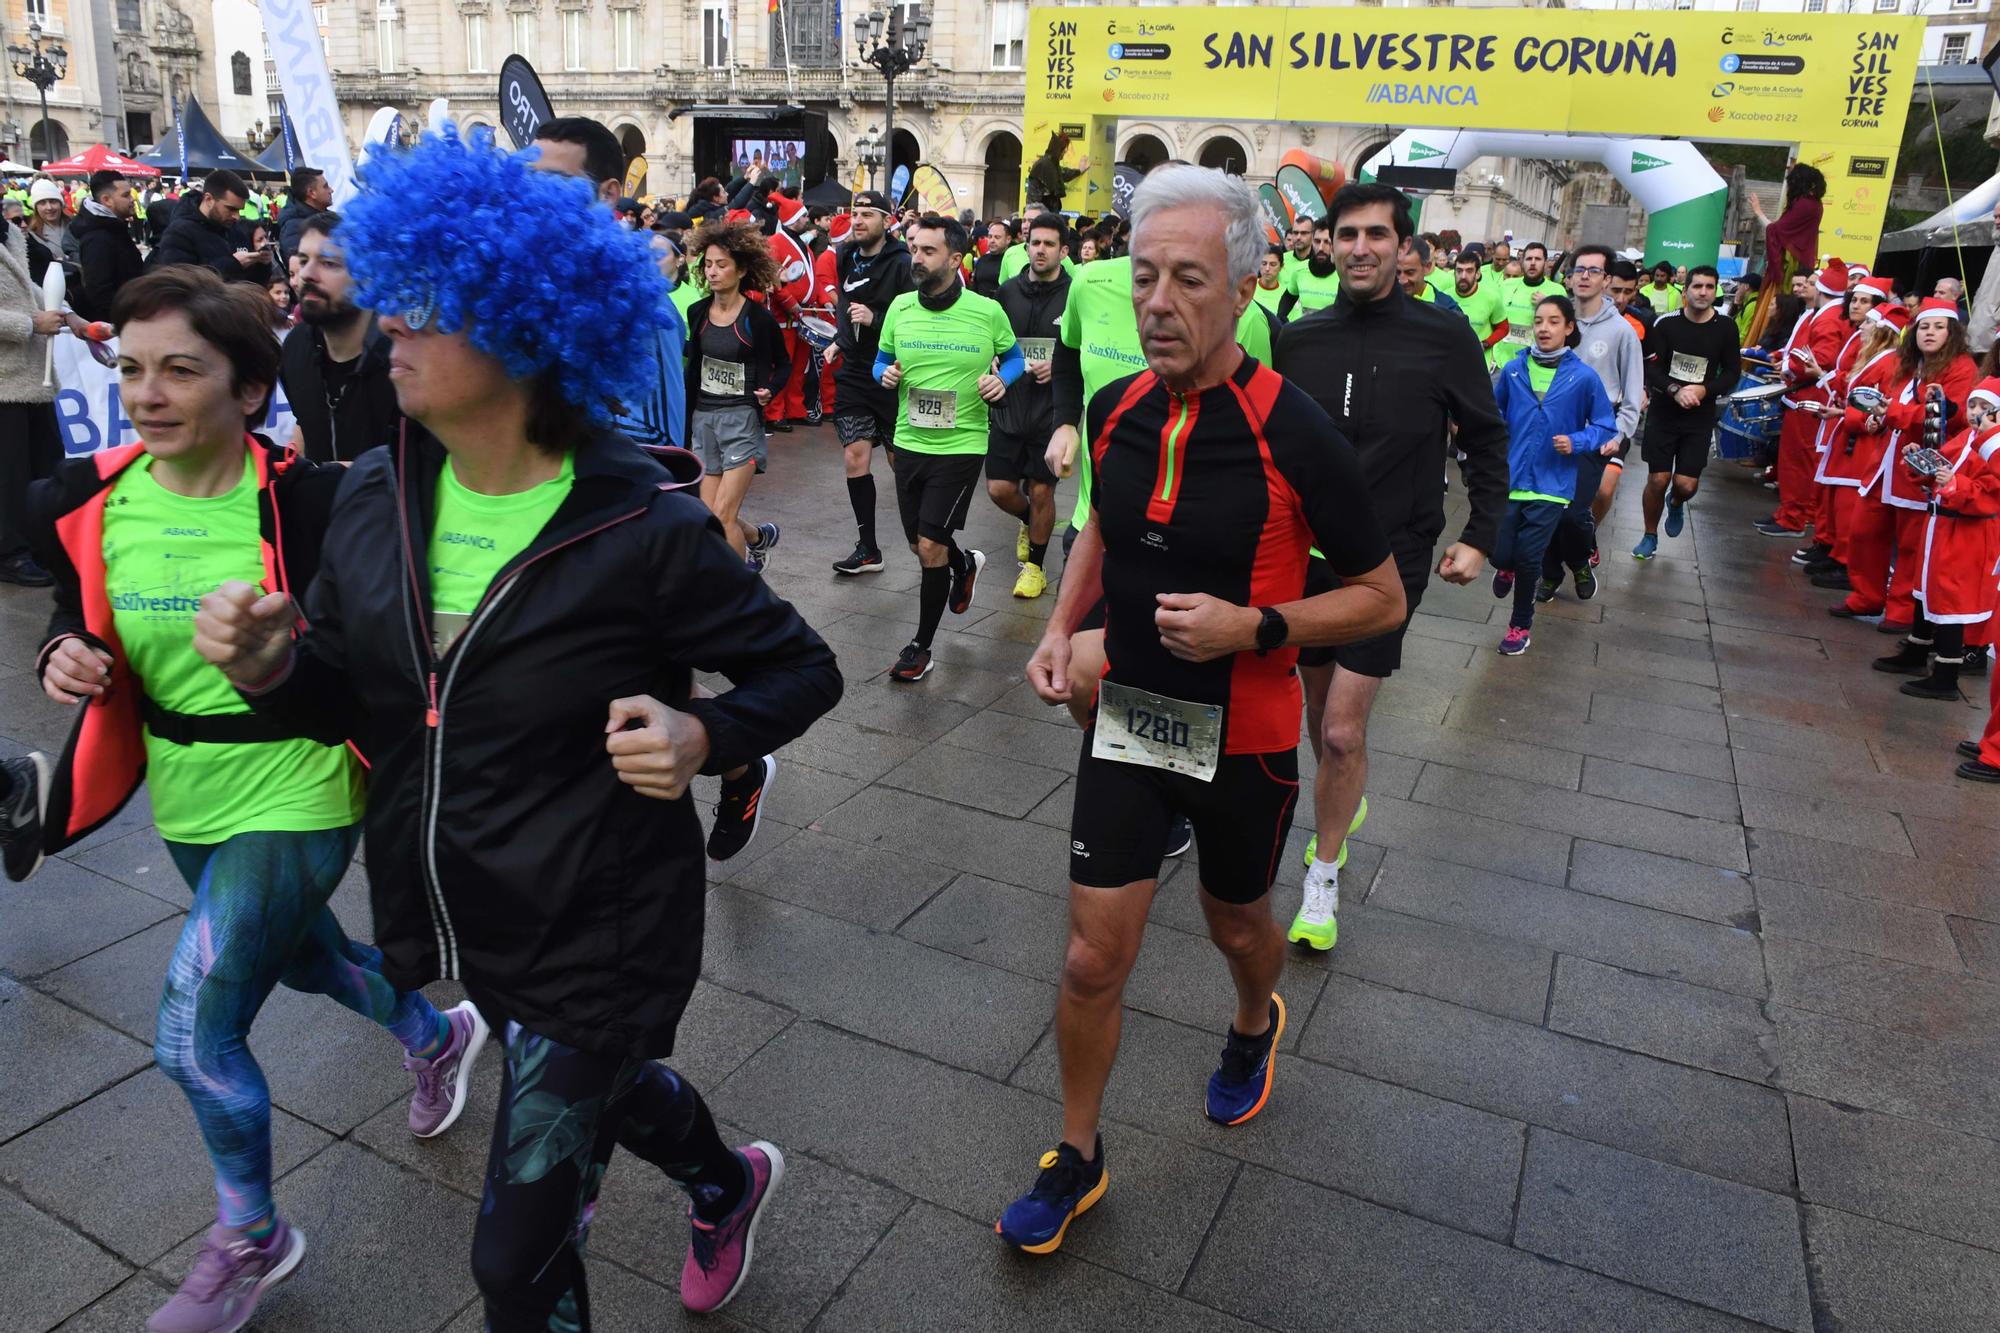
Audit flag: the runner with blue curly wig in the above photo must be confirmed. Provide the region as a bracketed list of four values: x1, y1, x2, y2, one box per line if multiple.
[189, 127, 845, 1326]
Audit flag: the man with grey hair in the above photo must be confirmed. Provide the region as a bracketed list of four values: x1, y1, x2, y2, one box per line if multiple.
[1005, 164, 1406, 1254]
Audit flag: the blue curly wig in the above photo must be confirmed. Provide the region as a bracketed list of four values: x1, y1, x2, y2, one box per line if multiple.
[336, 125, 671, 425]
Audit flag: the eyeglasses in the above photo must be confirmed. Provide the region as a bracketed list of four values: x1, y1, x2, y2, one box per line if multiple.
[1571, 265, 1605, 276]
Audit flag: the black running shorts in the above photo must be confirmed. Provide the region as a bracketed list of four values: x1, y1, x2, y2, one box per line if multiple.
[1641, 415, 1713, 479]
[893, 450, 983, 545]
[986, 429, 1057, 486]
[834, 406, 895, 450]
[1068, 728, 1300, 903]
[1294, 553, 1429, 678]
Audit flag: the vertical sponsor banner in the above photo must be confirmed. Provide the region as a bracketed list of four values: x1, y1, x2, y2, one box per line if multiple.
[52, 335, 296, 457]
[498, 56, 555, 151]
[259, 0, 359, 204]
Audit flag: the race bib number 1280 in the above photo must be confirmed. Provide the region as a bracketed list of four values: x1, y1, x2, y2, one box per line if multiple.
[1092, 680, 1222, 782]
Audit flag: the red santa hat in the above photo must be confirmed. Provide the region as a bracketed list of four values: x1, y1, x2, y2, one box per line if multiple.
[1855, 274, 1894, 301]
[1868, 303, 1912, 333]
[1967, 377, 2000, 410]
[827, 212, 853, 241]
[774, 193, 807, 229]
[1914, 296, 1962, 322]
[1815, 258, 1849, 295]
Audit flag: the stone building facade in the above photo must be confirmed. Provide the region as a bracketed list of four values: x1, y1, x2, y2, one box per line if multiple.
[1, 0, 217, 161]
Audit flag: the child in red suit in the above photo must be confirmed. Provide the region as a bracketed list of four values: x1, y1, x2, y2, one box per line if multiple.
[1877, 376, 2000, 706]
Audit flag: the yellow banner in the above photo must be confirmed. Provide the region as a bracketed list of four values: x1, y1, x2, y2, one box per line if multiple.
[1028, 6, 1921, 240]
[1032, 8, 1918, 139]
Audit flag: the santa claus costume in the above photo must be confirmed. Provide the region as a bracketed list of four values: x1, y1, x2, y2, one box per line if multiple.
[1818, 304, 1911, 607]
[1769, 259, 1855, 535]
[1837, 300, 1979, 625]
[1873, 376, 2000, 702]
[1805, 276, 1898, 577]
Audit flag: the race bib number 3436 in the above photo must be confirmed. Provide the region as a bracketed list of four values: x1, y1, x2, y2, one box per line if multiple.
[1092, 680, 1222, 782]
[701, 356, 747, 397]
[908, 386, 959, 431]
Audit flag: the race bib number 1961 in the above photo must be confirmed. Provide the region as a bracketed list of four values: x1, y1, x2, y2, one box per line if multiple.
[1669, 351, 1708, 383]
[907, 386, 959, 432]
[1092, 680, 1222, 782]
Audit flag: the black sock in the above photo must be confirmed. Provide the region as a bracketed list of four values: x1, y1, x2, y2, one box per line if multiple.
[847, 475, 877, 551]
[1028, 541, 1048, 567]
[917, 566, 951, 649]
[946, 541, 967, 577]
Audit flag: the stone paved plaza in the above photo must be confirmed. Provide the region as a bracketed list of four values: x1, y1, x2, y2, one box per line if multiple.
[4, 427, 1999, 1332]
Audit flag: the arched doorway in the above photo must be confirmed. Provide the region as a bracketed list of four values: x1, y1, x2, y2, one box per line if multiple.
[982, 130, 1020, 219]
[618, 124, 646, 194]
[27, 119, 69, 165]
[889, 128, 921, 195]
[1197, 135, 1247, 176]
[1123, 133, 1168, 173]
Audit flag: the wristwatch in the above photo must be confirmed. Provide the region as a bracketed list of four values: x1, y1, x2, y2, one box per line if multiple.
[1254, 606, 1288, 656]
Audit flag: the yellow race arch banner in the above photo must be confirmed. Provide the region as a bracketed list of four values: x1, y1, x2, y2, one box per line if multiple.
[1027, 7, 1922, 259]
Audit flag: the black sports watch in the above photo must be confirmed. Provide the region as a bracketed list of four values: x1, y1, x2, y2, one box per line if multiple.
[1254, 606, 1288, 656]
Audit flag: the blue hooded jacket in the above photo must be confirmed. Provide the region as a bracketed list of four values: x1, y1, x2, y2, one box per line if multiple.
[1493, 346, 1619, 501]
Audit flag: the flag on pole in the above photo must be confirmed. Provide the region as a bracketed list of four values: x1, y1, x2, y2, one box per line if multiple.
[767, 0, 777, 11]
[833, 0, 841, 41]
[174, 98, 189, 183]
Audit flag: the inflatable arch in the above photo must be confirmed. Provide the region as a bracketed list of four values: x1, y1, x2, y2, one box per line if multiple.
[1362, 130, 1727, 268]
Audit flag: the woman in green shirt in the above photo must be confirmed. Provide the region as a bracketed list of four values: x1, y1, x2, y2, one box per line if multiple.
[12, 266, 482, 1333]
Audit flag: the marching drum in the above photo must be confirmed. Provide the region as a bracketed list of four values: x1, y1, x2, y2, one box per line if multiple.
[1716, 373, 1788, 462]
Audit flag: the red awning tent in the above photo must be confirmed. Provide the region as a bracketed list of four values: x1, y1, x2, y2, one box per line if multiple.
[39, 144, 162, 179]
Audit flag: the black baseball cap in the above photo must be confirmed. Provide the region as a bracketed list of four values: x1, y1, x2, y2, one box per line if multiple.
[852, 189, 893, 214]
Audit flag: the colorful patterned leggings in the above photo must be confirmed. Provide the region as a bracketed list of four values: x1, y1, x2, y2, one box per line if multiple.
[472, 1024, 740, 1332]
[155, 825, 443, 1230]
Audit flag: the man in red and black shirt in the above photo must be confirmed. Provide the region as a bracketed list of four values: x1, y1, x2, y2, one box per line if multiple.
[1002, 165, 1405, 1257]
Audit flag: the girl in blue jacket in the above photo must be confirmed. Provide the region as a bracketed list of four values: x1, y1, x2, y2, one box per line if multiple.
[1490, 295, 1618, 655]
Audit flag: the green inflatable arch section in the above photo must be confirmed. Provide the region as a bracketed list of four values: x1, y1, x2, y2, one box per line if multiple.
[1360, 130, 1728, 269]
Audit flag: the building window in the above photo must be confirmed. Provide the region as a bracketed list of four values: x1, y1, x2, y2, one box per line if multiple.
[1950, 0, 1976, 9]
[268, 95, 284, 125]
[231, 51, 253, 95]
[771, 0, 838, 67]
[1804, 0, 1825, 11]
[990, 0, 1026, 68]
[466, 12, 489, 71]
[1942, 31, 1971, 62]
[314, 3, 329, 27]
[702, 0, 730, 67]
[1738, 0, 1758, 11]
[25, 0, 49, 25]
[377, 0, 406, 70]
[563, 8, 585, 69]
[116, 0, 141, 31]
[614, 6, 637, 68]
[1872, 0, 1900, 12]
[512, 10, 535, 56]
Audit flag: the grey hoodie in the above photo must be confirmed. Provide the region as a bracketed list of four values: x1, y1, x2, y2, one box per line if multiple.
[1573, 298, 1644, 443]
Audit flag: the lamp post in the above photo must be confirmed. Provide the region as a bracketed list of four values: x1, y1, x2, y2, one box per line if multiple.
[855, 7, 927, 204]
[855, 126, 884, 190]
[7, 23, 69, 167]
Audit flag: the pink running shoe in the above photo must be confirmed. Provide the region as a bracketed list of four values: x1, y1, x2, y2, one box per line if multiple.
[148, 1220, 305, 1333]
[681, 1141, 786, 1314]
[1499, 626, 1532, 656]
[1491, 569, 1515, 599]
[406, 1000, 490, 1138]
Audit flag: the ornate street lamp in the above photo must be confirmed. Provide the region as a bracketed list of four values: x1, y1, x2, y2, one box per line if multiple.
[7, 23, 70, 166]
[855, 7, 927, 201]
[854, 126, 884, 190]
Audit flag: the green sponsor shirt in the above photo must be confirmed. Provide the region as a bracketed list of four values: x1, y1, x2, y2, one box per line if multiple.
[103, 452, 364, 844]
[669, 276, 703, 327]
[1282, 262, 1341, 320]
[1643, 281, 1683, 314]
[429, 452, 576, 656]
[1425, 268, 1452, 297]
[1252, 282, 1284, 314]
[878, 288, 1017, 456]
[1500, 276, 1564, 358]
[999, 244, 1077, 286]
[1280, 250, 1309, 289]
[1451, 277, 1507, 360]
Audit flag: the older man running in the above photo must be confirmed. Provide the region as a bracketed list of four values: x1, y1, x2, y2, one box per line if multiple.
[1001, 165, 1405, 1256]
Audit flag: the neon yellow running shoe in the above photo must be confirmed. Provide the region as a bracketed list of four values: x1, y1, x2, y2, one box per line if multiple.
[1287, 882, 1338, 951]
[1301, 795, 1368, 870]
[1016, 523, 1030, 563]
[1013, 561, 1047, 599]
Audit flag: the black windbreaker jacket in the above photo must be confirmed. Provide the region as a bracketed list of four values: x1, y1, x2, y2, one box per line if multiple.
[989, 268, 1070, 441]
[831, 235, 913, 389]
[241, 425, 842, 1056]
[1274, 283, 1510, 567]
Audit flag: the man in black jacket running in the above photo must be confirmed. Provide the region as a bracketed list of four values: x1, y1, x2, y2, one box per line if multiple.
[829, 189, 915, 574]
[1272, 183, 1509, 952]
[986, 211, 1070, 598]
